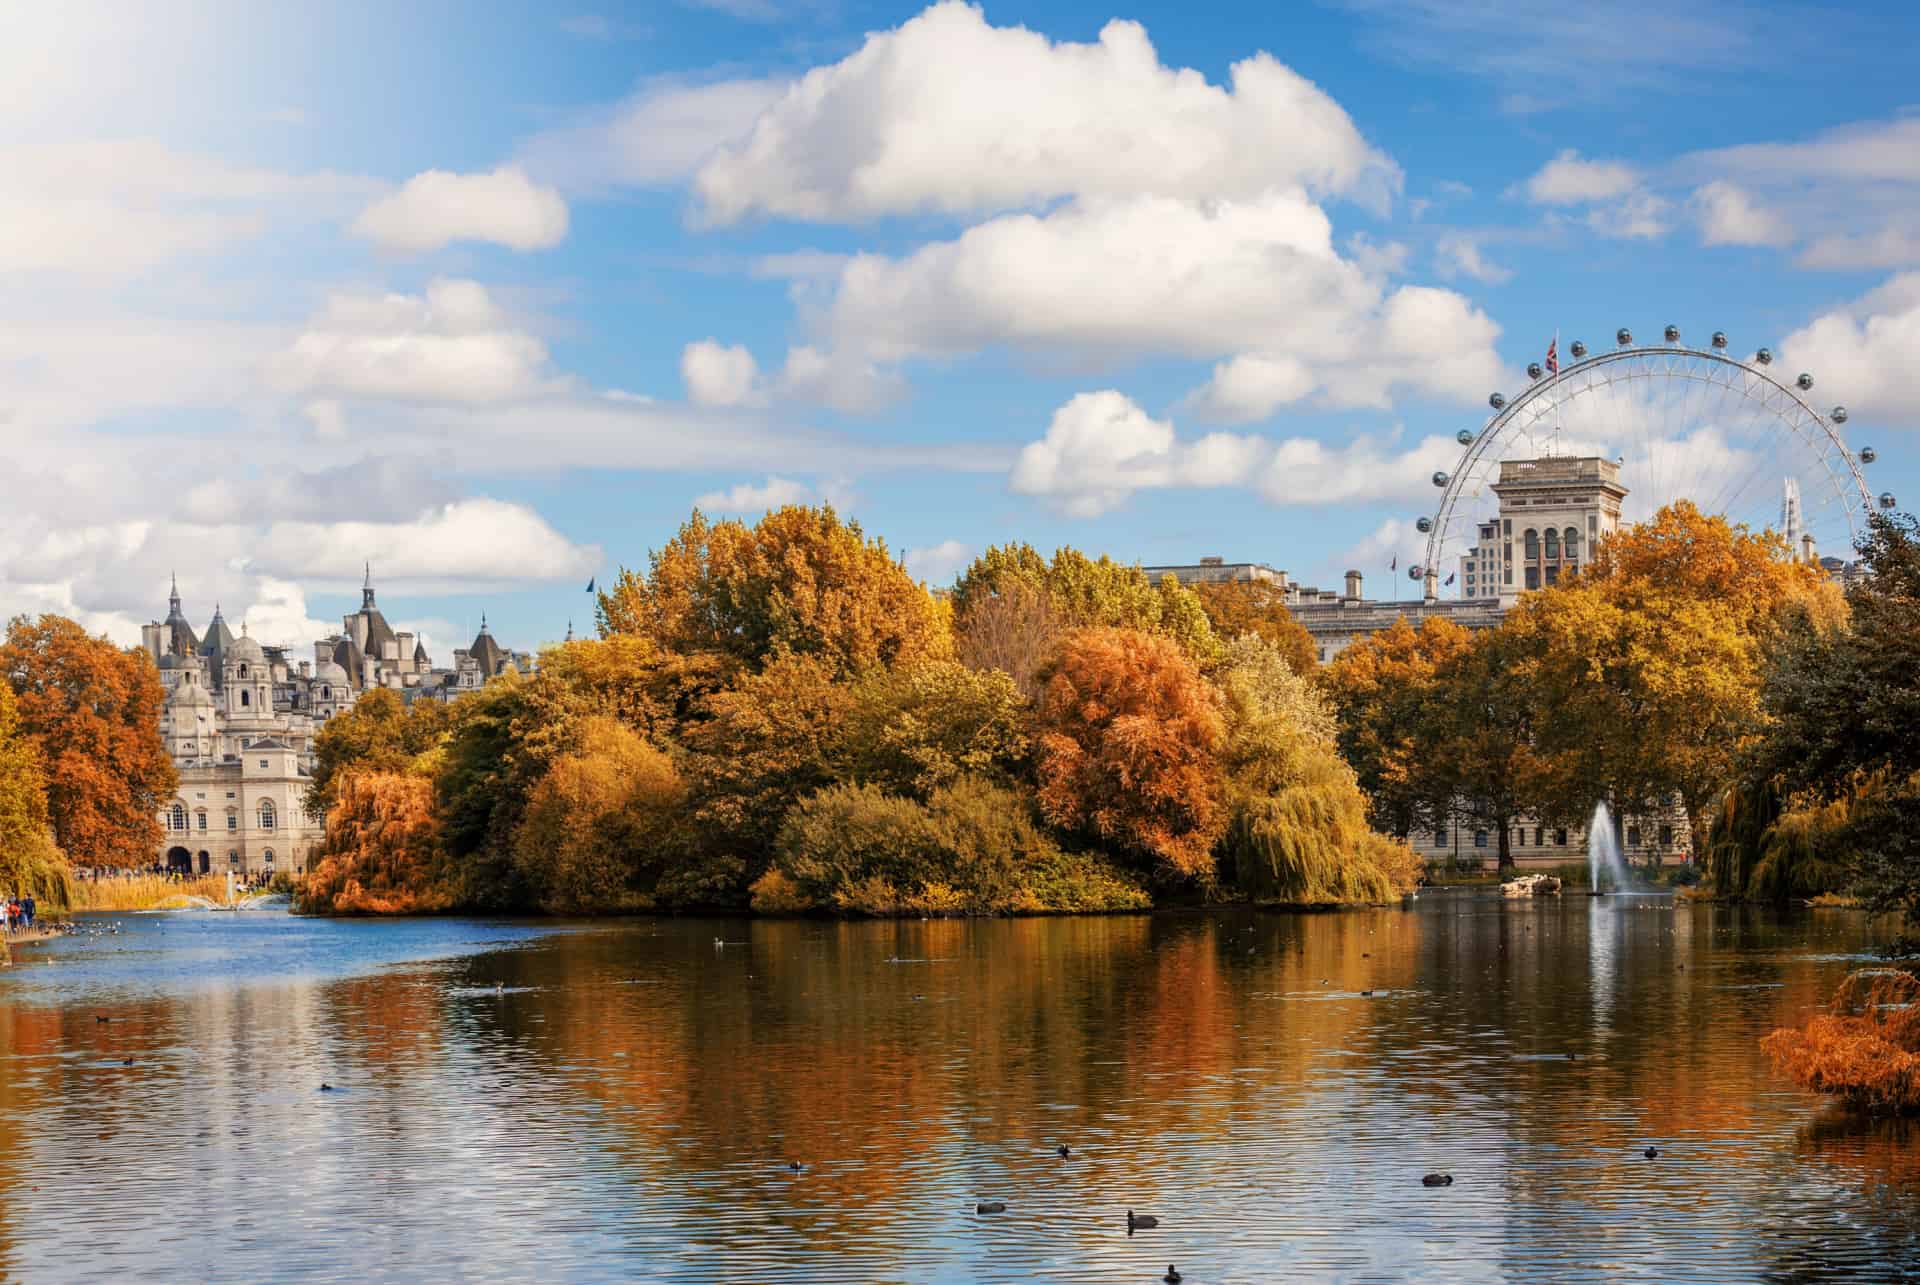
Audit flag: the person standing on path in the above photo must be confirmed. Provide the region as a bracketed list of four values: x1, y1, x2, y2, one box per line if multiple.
[22, 895, 34, 931]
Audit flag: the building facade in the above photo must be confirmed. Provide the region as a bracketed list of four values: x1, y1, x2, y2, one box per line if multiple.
[143, 573, 530, 876]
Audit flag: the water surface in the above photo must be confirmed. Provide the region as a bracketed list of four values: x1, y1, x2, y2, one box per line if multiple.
[1, 895, 1912, 1282]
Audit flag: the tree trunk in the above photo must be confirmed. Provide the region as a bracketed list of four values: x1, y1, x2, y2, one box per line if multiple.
[1497, 814, 1514, 872]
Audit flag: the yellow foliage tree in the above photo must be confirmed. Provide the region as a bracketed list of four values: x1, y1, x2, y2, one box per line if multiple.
[302, 770, 452, 915]
[953, 544, 1221, 667]
[1321, 615, 1474, 837]
[0, 682, 72, 911]
[514, 717, 686, 913]
[1191, 579, 1319, 674]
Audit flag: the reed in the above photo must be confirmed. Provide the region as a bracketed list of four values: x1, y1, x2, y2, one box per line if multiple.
[69, 873, 234, 912]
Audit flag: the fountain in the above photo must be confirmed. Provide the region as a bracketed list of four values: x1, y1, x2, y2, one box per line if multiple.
[1587, 801, 1633, 893]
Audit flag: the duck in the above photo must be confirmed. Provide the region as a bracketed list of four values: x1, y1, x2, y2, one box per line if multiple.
[788, 1161, 805, 1173]
[122, 1057, 136, 1067]
[976, 1201, 1006, 1214]
[1421, 1173, 1453, 1187]
[95, 1015, 111, 1024]
[1165, 1268, 1183, 1284]
[320, 1083, 335, 1092]
[1127, 1210, 1158, 1231]
[1643, 1146, 1659, 1159]
[1057, 1144, 1071, 1158]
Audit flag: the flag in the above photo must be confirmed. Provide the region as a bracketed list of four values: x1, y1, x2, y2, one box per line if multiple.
[585, 577, 595, 594]
[1445, 572, 1456, 586]
[1389, 555, 1397, 572]
[1546, 336, 1559, 376]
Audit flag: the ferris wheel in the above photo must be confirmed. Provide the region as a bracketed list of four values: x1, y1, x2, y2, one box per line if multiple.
[1413, 324, 1894, 602]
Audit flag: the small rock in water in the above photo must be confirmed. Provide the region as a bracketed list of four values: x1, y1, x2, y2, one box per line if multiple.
[1422, 1173, 1453, 1187]
[976, 1201, 1006, 1214]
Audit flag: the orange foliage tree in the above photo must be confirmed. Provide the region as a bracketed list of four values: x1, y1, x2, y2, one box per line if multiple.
[1764, 970, 1920, 1113]
[596, 506, 952, 678]
[0, 614, 175, 866]
[302, 771, 452, 914]
[1190, 579, 1319, 675]
[1034, 628, 1227, 880]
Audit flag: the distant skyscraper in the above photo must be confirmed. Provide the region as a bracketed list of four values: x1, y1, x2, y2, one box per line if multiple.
[1782, 478, 1803, 551]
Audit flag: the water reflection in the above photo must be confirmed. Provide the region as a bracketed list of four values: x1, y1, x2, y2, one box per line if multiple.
[0, 899, 1912, 1282]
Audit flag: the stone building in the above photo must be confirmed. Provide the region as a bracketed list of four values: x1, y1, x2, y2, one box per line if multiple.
[142, 573, 528, 876]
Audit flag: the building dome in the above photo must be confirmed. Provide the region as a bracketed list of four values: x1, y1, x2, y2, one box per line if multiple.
[168, 677, 215, 708]
[229, 633, 266, 664]
[157, 652, 185, 671]
[313, 659, 349, 685]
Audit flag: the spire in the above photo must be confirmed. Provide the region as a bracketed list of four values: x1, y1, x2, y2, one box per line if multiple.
[168, 572, 182, 615]
[565, 619, 574, 642]
[362, 561, 376, 610]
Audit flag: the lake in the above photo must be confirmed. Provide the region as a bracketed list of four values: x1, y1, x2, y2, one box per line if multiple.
[0, 894, 1913, 1282]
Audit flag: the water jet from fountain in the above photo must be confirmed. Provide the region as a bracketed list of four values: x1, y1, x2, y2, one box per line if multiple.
[1588, 802, 1633, 894]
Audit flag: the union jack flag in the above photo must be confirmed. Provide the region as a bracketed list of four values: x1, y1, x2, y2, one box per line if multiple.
[1546, 336, 1559, 375]
[1445, 572, 1456, 586]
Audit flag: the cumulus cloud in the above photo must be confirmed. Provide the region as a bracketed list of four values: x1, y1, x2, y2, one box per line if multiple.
[681, 339, 763, 407]
[352, 165, 568, 252]
[1519, 150, 1642, 204]
[1010, 390, 1459, 516]
[1779, 272, 1920, 420]
[1433, 233, 1512, 284]
[804, 190, 1502, 416]
[1690, 180, 1792, 248]
[1584, 190, 1670, 241]
[903, 539, 973, 587]
[693, 1, 1398, 224]
[270, 278, 555, 404]
[694, 475, 812, 511]
[1797, 221, 1920, 271]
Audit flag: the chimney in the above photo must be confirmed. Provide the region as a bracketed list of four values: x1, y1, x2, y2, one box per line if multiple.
[1801, 532, 1817, 564]
[1344, 569, 1363, 602]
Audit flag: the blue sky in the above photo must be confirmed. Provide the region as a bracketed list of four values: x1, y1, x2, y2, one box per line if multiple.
[5, 0, 1918, 660]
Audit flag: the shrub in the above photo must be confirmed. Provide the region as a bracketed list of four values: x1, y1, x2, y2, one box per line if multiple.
[1764, 969, 1920, 1113]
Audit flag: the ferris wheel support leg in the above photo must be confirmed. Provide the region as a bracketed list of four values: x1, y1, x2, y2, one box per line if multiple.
[1423, 570, 1439, 604]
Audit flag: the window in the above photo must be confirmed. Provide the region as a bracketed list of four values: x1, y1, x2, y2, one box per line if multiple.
[258, 802, 276, 832]
[320, 686, 329, 700]
[1627, 825, 1642, 847]
[1433, 831, 1446, 848]
[240, 689, 250, 707]
[1555, 829, 1568, 846]
[1544, 529, 1559, 559]
[1504, 566, 1513, 585]
[1658, 823, 1674, 847]
[1524, 529, 1540, 560]
[171, 803, 186, 831]
[196, 812, 207, 832]
[258, 759, 268, 769]
[1504, 519, 1512, 536]
[226, 792, 235, 799]
[1564, 527, 1580, 552]
[239, 664, 248, 679]
[1534, 827, 1544, 846]
[1474, 829, 1488, 848]
[227, 813, 237, 831]
[194, 792, 205, 800]
[263, 848, 275, 864]
[1526, 567, 1541, 590]
[227, 851, 239, 865]
[1544, 566, 1559, 585]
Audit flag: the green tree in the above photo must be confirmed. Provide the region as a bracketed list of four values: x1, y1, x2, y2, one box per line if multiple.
[954, 544, 1221, 666]
[0, 615, 175, 866]
[836, 660, 1032, 799]
[306, 687, 452, 815]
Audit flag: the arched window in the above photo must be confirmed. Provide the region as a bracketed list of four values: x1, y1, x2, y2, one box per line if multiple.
[263, 848, 275, 864]
[171, 802, 187, 831]
[258, 801, 276, 832]
[239, 664, 248, 679]
[1564, 526, 1580, 551]
[320, 686, 329, 700]
[1524, 528, 1540, 560]
[240, 689, 250, 707]
[1544, 528, 1559, 558]
[196, 811, 207, 832]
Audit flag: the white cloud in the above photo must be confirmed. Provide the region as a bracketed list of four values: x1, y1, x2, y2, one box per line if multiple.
[1182, 354, 1317, 423]
[1779, 272, 1920, 420]
[1690, 117, 1920, 186]
[517, 76, 787, 192]
[247, 497, 598, 587]
[808, 190, 1503, 414]
[903, 539, 973, 586]
[1009, 390, 1459, 516]
[1584, 190, 1669, 241]
[1797, 221, 1920, 271]
[352, 165, 568, 253]
[1434, 233, 1512, 284]
[271, 278, 555, 405]
[694, 476, 812, 511]
[1690, 180, 1792, 248]
[681, 339, 763, 407]
[693, 0, 1398, 224]
[1520, 150, 1642, 204]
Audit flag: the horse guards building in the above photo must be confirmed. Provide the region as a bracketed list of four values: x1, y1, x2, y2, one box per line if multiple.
[1147, 455, 1847, 872]
[142, 570, 531, 877]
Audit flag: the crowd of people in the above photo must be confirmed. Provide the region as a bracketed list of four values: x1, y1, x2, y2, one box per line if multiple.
[3, 894, 37, 935]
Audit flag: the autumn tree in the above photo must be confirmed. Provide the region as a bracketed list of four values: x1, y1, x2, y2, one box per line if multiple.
[307, 687, 452, 815]
[1321, 615, 1474, 838]
[955, 581, 1061, 700]
[1419, 627, 1545, 871]
[1190, 579, 1318, 674]
[1033, 628, 1227, 881]
[0, 614, 175, 867]
[836, 660, 1032, 799]
[954, 544, 1221, 666]
[302, 770, 452, 915]
[0, 682, 71, 908]
[513, 717, 686, 913]
[596, 506, 952, 678]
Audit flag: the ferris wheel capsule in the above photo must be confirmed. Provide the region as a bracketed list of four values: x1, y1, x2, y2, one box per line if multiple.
[1663, 324, 1681, 343]
[1527, 362, 1543, 380]
[1489, 392, 1506, 410]
[1456, 429, 1475, 446]
[1432, 471, 1450, 488]
[1797, 373, 1814, 391]
[1570, 340, 1587, 359]
[1860, 446, 1877, 464]
[1755, 348, 1772, 365]
[1617, 328, 1633, 346]
[1711, 331, 1728, 349]
[1831, 406, 1849, 424]
[1416, 516, 1434, 534]
[1880, 492, 1898, 510]
[1408, 565, 1424, 580]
